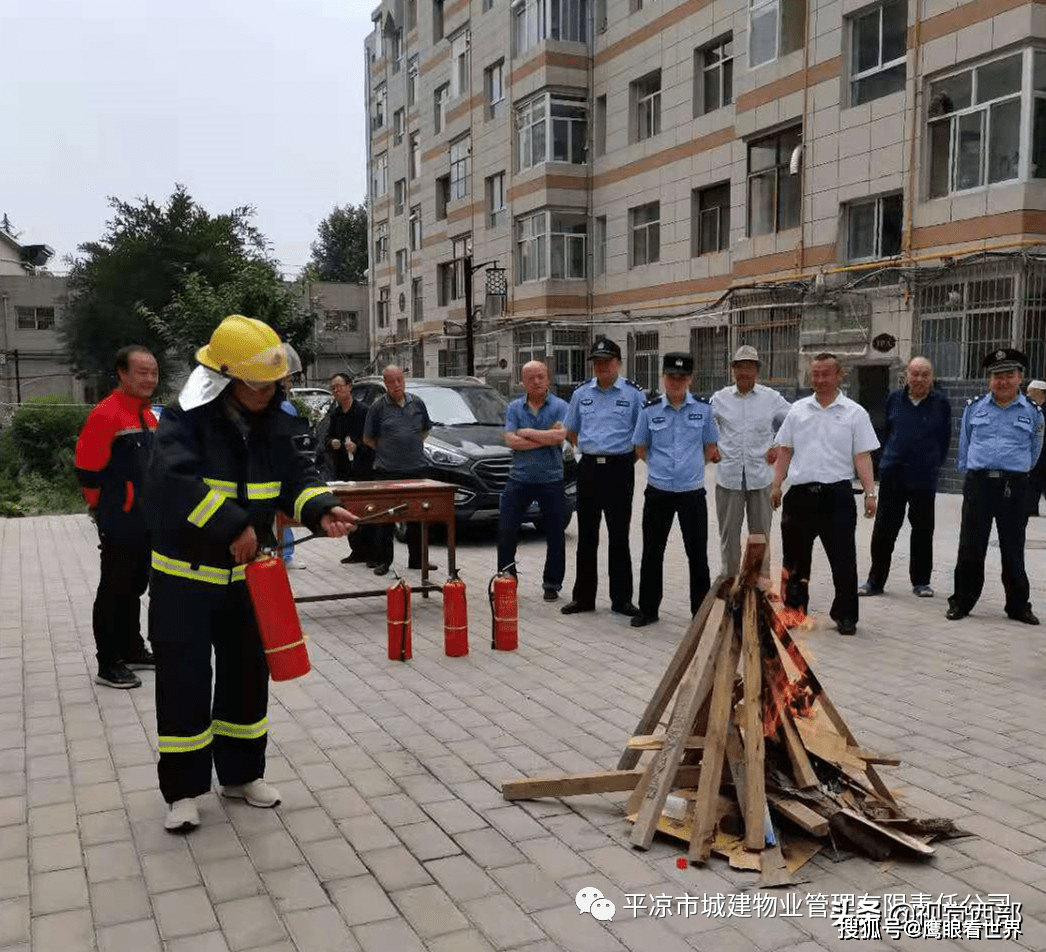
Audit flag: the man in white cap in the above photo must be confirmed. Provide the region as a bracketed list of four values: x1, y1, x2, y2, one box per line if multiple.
[710, 345, 791, 586]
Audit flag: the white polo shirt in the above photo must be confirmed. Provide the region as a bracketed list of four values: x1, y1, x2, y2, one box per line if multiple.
[776, 392, 880, 485]
[711, 383, 792, 491]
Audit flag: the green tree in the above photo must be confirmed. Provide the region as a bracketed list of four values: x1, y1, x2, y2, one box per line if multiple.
[61, 185, 305, 392]
[305, 203, 368, 283]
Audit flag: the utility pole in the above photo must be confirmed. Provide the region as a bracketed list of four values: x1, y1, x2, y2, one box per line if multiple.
[461, 257, 506, 378]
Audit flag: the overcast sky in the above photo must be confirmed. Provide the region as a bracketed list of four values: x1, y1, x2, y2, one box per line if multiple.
[2, 0, 374, 276]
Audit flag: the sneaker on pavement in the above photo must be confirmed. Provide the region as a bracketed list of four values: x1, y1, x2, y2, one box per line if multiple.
[284, 560, 307, 570]
[164, 798, 200, 832]
[913, 585, 934, 597]
[96, 662, 142, 689]
[857, 583, 883, 597]
[220, 779, 282, 808]
[123, 648, 155, 671]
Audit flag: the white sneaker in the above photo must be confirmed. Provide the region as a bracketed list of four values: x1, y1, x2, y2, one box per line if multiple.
[284, 560, 307, 571]
[164, 798, 200, 832]
[220, 779, 281, 808]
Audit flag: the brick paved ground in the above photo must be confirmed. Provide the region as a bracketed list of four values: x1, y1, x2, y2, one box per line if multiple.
[2, 465, 1046, 951]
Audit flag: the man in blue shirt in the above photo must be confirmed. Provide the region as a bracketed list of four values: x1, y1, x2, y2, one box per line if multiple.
[630, 353, 720, 628]
[497, 361, 570, 600]
[561, 338, 644, 616]
[946, 348, 1044, 624]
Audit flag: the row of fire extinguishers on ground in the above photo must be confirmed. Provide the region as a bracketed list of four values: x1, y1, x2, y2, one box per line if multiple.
[242, 540, 520, 679]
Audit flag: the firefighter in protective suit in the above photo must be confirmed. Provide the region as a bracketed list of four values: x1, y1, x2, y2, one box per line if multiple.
[146, 315, 356, 832]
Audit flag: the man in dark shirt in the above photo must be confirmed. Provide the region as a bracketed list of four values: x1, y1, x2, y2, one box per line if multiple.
[859, 357, 951, 598]
[363, 365, 433, 575]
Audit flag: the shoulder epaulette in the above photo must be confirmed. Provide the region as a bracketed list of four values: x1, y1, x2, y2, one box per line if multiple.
[625, 378, 643, 390]
[692, 394, 711, 404]
[643, 397, 660, 408]
[965, 393, 985, 407]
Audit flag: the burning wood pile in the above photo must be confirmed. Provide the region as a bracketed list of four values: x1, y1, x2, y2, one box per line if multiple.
[502, 536, 963, 884]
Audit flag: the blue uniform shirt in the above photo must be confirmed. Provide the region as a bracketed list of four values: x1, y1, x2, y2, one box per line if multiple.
[564, 376, 644, 455]
[505, 392, 570, 483]
[633, 393, 719, 492]
[958, 392, 1044, 472]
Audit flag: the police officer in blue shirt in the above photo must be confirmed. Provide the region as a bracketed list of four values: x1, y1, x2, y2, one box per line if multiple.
[561, 337, 644, 616]
[630, 353, 720, 628]
[946, 348, 1044, 624]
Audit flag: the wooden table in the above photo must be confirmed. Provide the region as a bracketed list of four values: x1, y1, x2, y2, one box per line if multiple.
[293, 478, 457, 604]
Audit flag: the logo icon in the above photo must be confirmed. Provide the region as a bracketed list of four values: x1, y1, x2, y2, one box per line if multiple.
[575, 887, 616, 921]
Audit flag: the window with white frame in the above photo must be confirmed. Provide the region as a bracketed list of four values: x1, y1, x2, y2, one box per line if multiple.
[630, 202, 660, 267]
[377, 286, 391, 327]
[516, 211, 588, 280]
[395, 179, 406, 215]
[409, 206, 423, 250]
[632, 71, 662, 141]
[450, 135, 471, 199]
[747, 126, 802, 235]
[485, 60, 505, 119]
[749, 0, 805, 68]
[486, 172, 506, 227]
[393, 108, 404, 144]
[396, 249, 407, 285]
[692, 182, 731, 255]
[407, 56, 419, 106]
[512, 0, 589, 54]
[434, 83, 450, 134]
[450, 29, 471, 100]
[409, 132, 421, 180]
[16, 306, 55, 330]
[515, 93, 587, 170]
[412, 277, 424, 323]
[928, 50, 1030, 197]
[850, 0, 906, 106]
[373, 84, 387, 130]
[696, 35, 733, 117]
[371, 152, 388, 197]
[438, 235, 472, 305]
[374, 221, 389, 263]
[594, 216, 607, 275]
[390, 30, 402, 71]
[516, 211, 547, 283]
[846, 193, 903, 260]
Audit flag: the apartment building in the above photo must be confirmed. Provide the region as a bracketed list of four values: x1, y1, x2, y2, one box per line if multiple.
[364, 0, 1046, 463]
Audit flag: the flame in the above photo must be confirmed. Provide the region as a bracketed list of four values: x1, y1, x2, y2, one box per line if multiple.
[762, 659, 817, 737]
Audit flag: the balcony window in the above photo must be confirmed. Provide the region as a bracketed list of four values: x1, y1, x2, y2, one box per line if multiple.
[485, 60, 505, 120]
[850, 1, 907, 106]
[434, 83, 449, 134]
[377, 286, 391, 328]
[371, 152, 388, 197]
[395, 179, 406, 216]
[393, 108, 404, 145]
[630, 202, 660, 267]
[632, 71, 661, 141]
[450, 28, 471, 100]
[516, 211, 547, 282]
[412, 277, 424, 323]
[374, 221, 389, 264]
[696, 35, 733, 116]
[409, 206, 423, 250]
[516, 93, 587, 170]
[450, 135, 471, 200]
[747, 126, 802, 235]
[847, 193, 903, 260]
[692, 182, 731, 255]
[750, 0, 805, 68]
[512, 0, 589, 55]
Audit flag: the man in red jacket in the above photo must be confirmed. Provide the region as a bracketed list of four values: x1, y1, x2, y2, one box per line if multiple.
[74, 345, 159, 689]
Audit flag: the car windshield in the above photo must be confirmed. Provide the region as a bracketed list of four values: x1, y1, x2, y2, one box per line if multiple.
[410, 385, 508, 425]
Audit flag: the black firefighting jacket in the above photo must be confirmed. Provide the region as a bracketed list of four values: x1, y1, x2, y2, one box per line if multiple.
[74, 389, 157, 543]
[145, 387, 339, 585]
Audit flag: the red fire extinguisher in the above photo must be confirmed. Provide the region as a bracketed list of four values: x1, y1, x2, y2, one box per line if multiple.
[245, 556, 312, 681]
[443, 573, 468, 657]
[488, 571, 518, 651]
[387, 577, 412, 661]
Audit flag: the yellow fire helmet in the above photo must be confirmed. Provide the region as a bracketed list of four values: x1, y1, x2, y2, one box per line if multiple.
[195, 315, 289, 383]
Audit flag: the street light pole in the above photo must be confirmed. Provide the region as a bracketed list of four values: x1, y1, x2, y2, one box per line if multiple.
[463, 255, 476, 377]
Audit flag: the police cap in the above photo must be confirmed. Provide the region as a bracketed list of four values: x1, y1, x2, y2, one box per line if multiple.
[662, 352, 694, 376]
[589, 337, 622, 360]
[982, 347, 1027, 375]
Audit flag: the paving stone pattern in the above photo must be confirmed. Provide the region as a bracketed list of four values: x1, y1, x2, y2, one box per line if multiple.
[2, 463, 1046, 950]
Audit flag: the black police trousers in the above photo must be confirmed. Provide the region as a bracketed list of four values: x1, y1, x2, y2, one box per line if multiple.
[638, 485, 710, 618]
[571, 454, 635, 608]
[149, 572, 269, 803]
[949, 470, 1031, 616]
[780, 482, 858, 623]
[93, 535, 150, 666]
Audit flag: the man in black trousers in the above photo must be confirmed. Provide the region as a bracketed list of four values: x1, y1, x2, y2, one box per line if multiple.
[859, 357, 951, 598]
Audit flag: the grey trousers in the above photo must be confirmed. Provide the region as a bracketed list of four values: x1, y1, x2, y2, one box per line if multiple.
[715, 482, 774, 580]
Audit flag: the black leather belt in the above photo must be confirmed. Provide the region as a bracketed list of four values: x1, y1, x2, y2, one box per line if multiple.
[581, 452, 633, 464]
[795, 480, 851, 493]
[974, 469, 1026, 479]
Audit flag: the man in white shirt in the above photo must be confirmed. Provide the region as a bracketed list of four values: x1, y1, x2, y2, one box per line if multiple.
[770, 353, 880, 635]
[711, 345, 791, 586]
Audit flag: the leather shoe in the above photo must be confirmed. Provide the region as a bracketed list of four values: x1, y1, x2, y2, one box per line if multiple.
[630, 613, 658, 628]
[543, 590, 559, 602]
[836, 618, 856, 635]
[611, 603, 639, 617]
[560, 601, 594, 615]
[408, 561, 438, 571]
[373, 563, 391, 577]
[1007, 608, 1040, 625]
[341, 553, 369, 564]
[945, 605, 968, 620]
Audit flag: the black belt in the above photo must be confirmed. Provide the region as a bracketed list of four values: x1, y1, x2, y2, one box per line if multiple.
[580, 452, 633, 464]
[971, 469, 1026, 479]
[794, 480, 851, 493]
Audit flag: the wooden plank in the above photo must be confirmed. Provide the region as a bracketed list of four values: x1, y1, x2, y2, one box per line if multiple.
[758, 595, 900, 809]
[627, 735, 705, 751]
[630, 611, 729, 850]
[831, 807, 935, 857]
[618, 587, 725, 770]
[740, 589, 766, 851]
[502, 766, 703, 801]
[768, 797, 830, 837]
[764, 654, 820, 790]
[689, 625, 742, 864]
